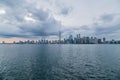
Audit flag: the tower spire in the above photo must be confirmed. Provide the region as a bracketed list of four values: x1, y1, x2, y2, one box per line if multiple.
[59, 26, 61, 44]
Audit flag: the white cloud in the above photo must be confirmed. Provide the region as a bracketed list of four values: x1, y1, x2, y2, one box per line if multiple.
[0, 8, 6, 14]
[24, 13, 36, 22]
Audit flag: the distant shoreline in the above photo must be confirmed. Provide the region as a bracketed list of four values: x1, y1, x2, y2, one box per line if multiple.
[0, 43, 120, 45]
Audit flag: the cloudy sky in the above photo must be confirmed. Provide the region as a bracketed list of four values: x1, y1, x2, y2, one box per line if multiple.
[0, 0, 120, 42]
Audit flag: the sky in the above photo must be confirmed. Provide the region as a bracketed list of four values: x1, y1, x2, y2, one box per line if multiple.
[0, 0, 120, 43]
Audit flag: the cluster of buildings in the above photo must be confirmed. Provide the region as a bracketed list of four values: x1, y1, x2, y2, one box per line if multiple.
[1, 34, 120, 44]
[63, 34, 120, 44]
[64, 34, 106, 44]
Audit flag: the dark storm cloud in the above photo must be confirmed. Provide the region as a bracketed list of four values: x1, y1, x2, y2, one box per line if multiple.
[0, 0, 63, 38]
[0, 0, 77, 39]
[19, 19, 61, 37]
[18, 9, 61, 37]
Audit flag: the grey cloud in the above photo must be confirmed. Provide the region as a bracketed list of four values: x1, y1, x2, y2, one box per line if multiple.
[0, 0, 120, 40]
[99, 14, 114, 22]
[0, 0, 26, 8]
[60, 7, 72, 15]
[28, 8, 49, 21]
[94, 24, 120, 35]
[53, 0, 72, 16]
[0, 0, 62, 38]
[0, 0, 73, 39]
[93, 13, 120, 39]
[98, 13, 120, 23]
[18, 9, 61, 37]
[77, 25, 91, 31]
[0, 33, 29, 38]
[63, 13, 120, 39]
[19, 19, 61, 37]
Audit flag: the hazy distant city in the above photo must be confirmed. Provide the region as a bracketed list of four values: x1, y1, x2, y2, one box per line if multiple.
[1, 34, 120, 44]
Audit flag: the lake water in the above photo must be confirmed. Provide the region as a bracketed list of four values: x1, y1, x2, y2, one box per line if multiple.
[0, 44, 120, 80]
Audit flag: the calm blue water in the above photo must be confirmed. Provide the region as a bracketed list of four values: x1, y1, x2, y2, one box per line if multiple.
[0, 44, 120, 80]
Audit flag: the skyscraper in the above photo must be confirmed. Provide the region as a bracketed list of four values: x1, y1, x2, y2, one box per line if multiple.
[59, 31, 61, 43]
[76, 34, 81, 44]
[77, 34, 80, 39]
[103, 37, 106, 43]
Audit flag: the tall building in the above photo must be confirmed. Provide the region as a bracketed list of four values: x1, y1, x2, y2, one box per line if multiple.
[98, 39, 102, 44]
[76, 34, 81, 44]
[59, 31, 61, 43]
[86, 37, 90, 44]
[90, 37, 94, 44]
[103, 37, 106, 43]
[77, 34, 80, 39]
[69, 35, 73, 44]
[94, 37, 98, 44]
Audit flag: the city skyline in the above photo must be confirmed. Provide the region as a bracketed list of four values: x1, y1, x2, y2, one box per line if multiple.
[1, 34, 120, 44]
[0, 0, 120, 42]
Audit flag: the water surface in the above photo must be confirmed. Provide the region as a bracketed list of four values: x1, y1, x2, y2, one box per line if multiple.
[0, 44, 120, 80]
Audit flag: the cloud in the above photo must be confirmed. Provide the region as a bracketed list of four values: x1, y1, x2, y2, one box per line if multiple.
[0, 0, 120, 40]
[99, 14, 114, 23]
[62, 13, 120, 39]
[28, 9, 49, 21]
[60, 7, 72, 15]
[94, 24, 120, 35]
[0, 8, 6, 14]
[93, 13, 120, 39]
[0, 0, 63, 38]
[19, 16, 61, 37]
[0, 0, 26, 7]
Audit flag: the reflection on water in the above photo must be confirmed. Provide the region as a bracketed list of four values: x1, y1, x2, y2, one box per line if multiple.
[0, 44, 120, 80]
